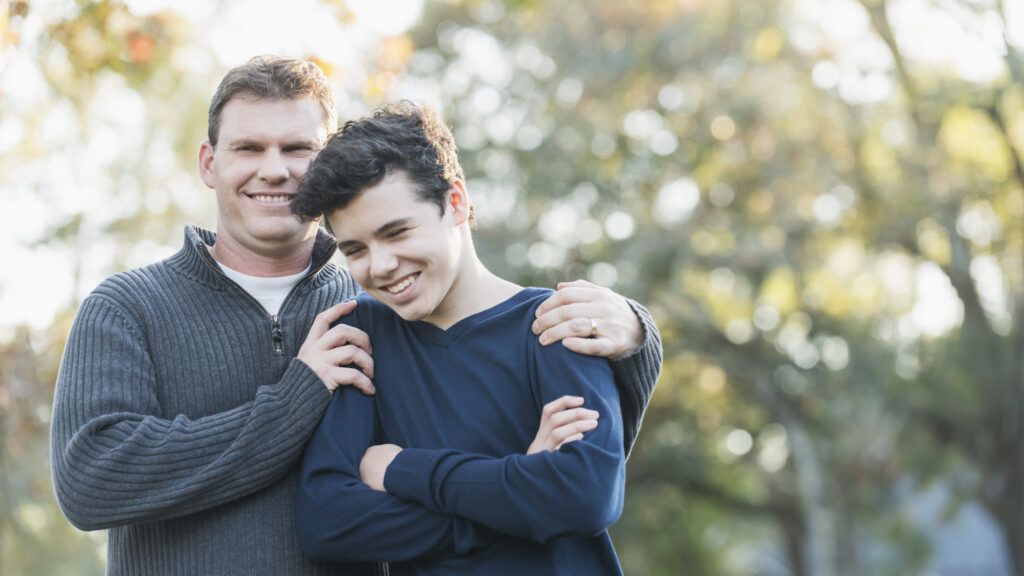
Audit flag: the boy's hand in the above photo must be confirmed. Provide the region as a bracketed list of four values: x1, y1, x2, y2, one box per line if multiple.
[360, 444, 403, 491]
[533, 279, 643, 360]
[298, 301, 376, 394]
[527, 396, 599, 454]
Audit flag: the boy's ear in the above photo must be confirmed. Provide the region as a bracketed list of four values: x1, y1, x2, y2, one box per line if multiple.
[447, 180, 470, 225]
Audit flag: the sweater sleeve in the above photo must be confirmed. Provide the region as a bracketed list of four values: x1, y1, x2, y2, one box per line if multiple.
[382, 337, 625, 543]
[610, 298, 662, 457]
[297, 386, 495, 563]
[50, 294, 332, 531]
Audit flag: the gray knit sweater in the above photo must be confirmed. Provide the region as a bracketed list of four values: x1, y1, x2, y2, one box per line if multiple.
[51, 225, 661, 576]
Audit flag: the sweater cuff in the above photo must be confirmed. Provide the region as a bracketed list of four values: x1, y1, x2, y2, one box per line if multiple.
[383, 448, 445, 512]
[283, 358, 333, 409]
[610, 298, 663, 458]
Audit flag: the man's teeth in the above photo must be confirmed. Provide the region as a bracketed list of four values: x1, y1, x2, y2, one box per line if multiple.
[386, 275, 416, 294]
[252, 194, 291, 202]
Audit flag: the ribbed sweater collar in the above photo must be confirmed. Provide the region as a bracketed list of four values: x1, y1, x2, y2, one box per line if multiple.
[166, 224, 340, 291]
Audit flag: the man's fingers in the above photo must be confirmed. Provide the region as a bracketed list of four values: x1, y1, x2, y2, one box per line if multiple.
[325, 345, 375, 379]
[534, 301, 592, 335]
[319, 322, 373, 354]
[535, 285, 601, 319]
[538, 314, 601, 346]
[555, 279, 598, 291]
[330, 366, 376, 395]
[310, 301, 357, 336]
[534, 290, 570, 319]
[560, 336, 614, 357]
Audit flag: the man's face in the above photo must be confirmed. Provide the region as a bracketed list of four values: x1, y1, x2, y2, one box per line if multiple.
[199, 96, 328, 263]
[327, 171, 467, 326]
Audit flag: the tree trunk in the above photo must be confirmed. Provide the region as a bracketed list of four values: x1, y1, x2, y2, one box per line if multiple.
[757, 375, 840, 575]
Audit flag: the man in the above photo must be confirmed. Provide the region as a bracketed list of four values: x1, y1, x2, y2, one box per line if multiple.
[293, 101, 629, 574]
[50, 56, 661, 576]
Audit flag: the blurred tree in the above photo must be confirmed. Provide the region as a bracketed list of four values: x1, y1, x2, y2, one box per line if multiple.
[853, 0, 1024, 572]
[1, 314, 105, 574]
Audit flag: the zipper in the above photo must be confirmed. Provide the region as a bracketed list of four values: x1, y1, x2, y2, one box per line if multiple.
[195, 239, 338, 354]
[271, 315, 284, 353]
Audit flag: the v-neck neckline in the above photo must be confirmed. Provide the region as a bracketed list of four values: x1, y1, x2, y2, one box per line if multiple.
[408, 288, 535, 348]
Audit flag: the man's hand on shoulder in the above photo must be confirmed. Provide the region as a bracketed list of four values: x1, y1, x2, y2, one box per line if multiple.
[532, 279, 643, 360]
[298, 301, 376, 394]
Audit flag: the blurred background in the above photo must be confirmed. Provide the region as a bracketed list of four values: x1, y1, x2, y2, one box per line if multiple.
[1, 0, 1022, 574]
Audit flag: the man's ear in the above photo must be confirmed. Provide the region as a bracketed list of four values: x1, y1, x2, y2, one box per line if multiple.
[198, 140, 216, 189]
[447, 180, 470, 225]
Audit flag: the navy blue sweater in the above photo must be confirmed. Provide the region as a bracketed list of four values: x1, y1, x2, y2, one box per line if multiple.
[298, 288, 625, 575]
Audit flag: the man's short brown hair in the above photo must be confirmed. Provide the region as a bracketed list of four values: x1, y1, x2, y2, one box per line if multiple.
[207, 55, 336, 147]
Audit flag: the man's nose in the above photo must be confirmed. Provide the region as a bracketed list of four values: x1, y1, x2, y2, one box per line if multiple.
[257, 148, 289, 183]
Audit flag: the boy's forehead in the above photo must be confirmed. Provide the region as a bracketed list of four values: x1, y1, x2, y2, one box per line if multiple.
[327, 181, 433, 237]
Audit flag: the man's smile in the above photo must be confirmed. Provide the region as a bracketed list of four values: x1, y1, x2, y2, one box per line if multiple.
[246, 192, 294, 204]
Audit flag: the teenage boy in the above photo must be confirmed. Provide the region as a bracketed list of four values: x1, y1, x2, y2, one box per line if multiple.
[292, 101, 633, 575]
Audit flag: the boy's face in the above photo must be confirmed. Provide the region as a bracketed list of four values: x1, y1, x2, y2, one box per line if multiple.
[328, 171, 468, 325]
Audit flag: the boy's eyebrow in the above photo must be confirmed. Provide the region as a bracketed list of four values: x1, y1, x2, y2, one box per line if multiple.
[374, 218, 413, 236]
[336, 239, 361, 252]
[335, 218, 413, 251]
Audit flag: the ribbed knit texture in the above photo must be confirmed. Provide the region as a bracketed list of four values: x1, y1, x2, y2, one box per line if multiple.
[616, 299, 663, 457]
[50, 225, 374, 576]
[50, 224, 661, 575]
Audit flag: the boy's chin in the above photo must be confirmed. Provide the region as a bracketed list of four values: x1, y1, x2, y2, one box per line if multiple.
[380, 300, 426, 322]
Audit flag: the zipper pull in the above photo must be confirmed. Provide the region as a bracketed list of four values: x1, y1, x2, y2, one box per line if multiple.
[271, 315, 284, 353]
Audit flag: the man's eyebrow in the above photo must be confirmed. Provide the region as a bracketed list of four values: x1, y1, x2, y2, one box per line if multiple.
[224, 137, 320, 148]
[225, 138, 261, 148]
[283, 138, 321, 148]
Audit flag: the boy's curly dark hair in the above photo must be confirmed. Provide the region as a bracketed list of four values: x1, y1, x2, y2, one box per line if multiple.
[291, 101, 469, 231]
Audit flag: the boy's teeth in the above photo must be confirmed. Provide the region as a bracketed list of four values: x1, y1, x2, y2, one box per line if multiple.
[386, 275, 415, 294]
[252, 195, 291, 202]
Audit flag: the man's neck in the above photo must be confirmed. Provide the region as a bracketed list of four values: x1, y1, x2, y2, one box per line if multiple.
[209, 237, 316, 277]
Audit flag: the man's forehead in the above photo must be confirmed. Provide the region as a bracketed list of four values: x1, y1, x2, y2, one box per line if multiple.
[220, 95, 329, 125]
[218, 97, 329, 141]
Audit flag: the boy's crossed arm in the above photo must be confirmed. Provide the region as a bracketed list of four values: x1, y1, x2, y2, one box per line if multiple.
[296, 390, 601, 564]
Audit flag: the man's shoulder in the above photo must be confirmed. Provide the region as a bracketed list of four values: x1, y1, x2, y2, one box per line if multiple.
[87, 253, 198, 311]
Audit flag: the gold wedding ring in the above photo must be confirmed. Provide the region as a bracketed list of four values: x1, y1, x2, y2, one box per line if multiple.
[588, 317, 598, 338]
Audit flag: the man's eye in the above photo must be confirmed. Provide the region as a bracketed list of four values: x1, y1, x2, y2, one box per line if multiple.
[387, 228, 409, 238]
[343, 247, 365, 257]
